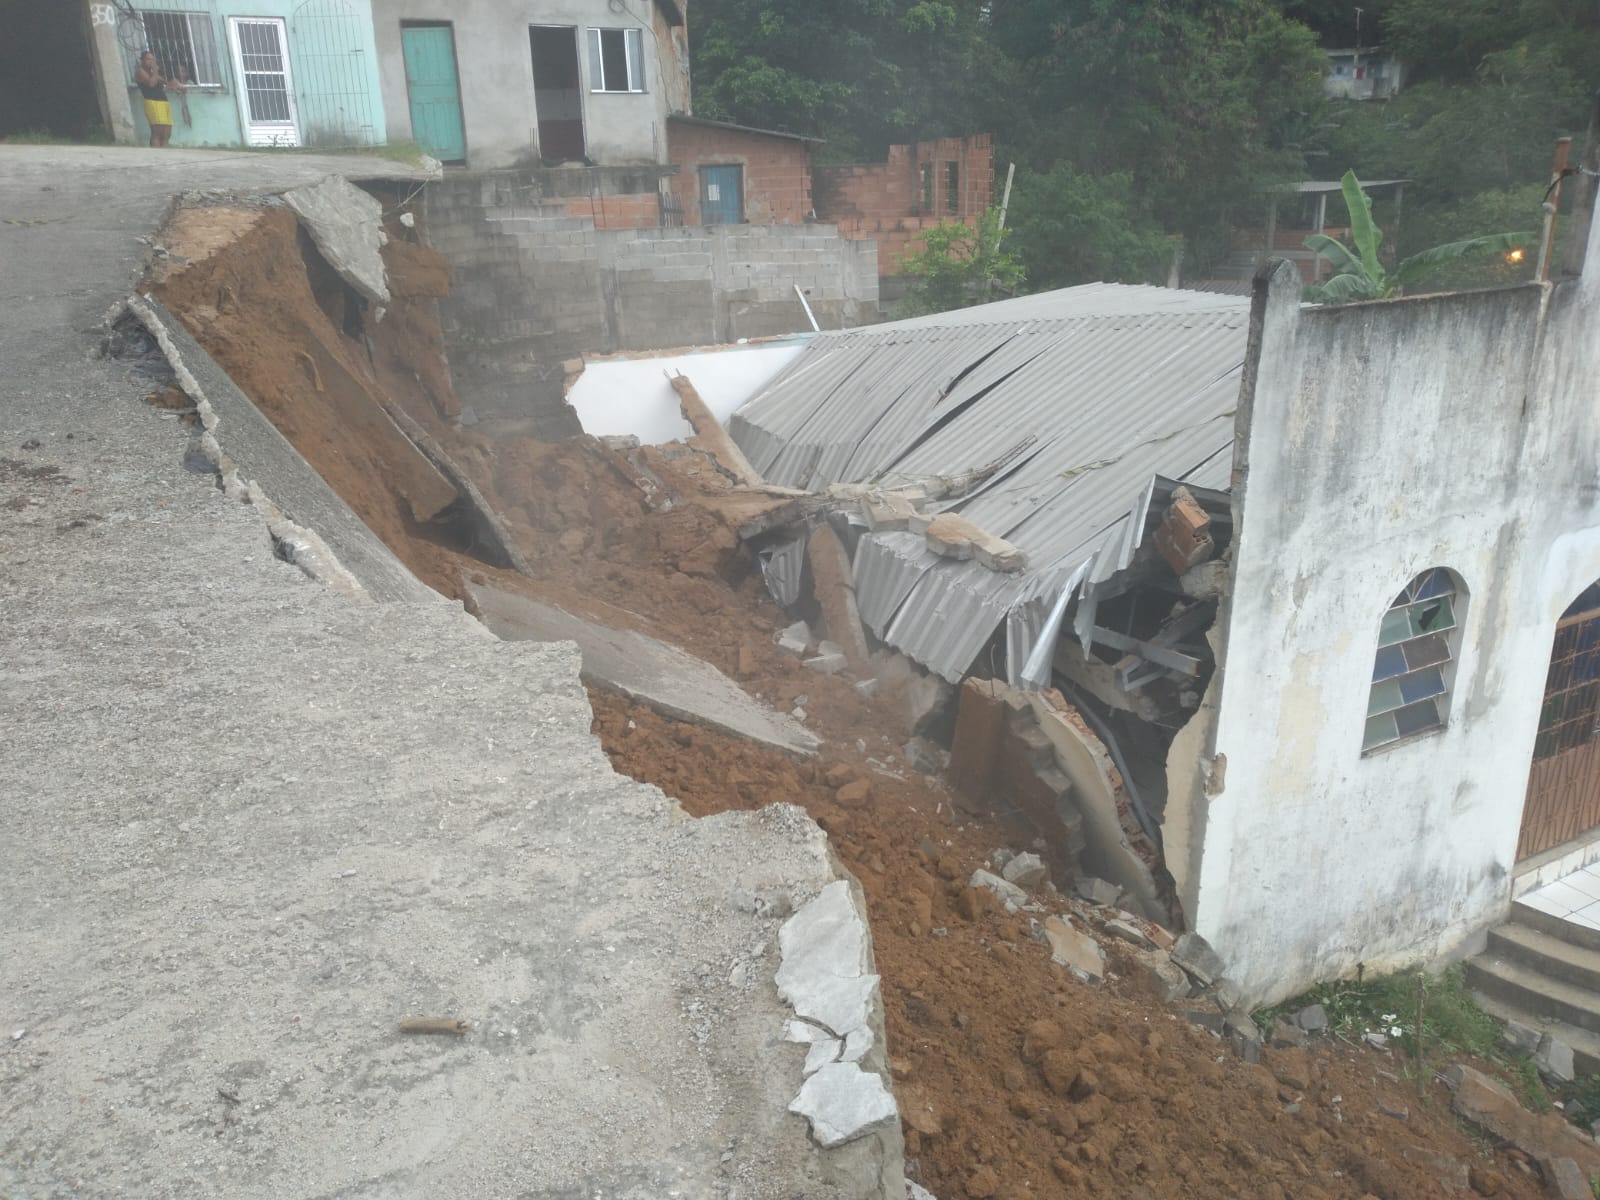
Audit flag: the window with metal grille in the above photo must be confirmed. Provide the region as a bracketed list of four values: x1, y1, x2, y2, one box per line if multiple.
[1363, 568, 1462, 753]
[587, 27, 644, 93]
[133, 12, 222, 88]
[1533, 586, 1600, 760]
[946, 161, 959, 215]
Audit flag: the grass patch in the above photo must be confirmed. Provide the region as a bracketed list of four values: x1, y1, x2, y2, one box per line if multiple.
[1256, 965, 1501, 1060]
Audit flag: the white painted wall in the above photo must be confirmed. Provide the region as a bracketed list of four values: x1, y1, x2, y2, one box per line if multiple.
[1189, 223, 1600, 1005]
[567, 340, 811, 444]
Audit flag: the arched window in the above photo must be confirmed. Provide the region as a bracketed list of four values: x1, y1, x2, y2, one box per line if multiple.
[1364, 568, 1463, 753]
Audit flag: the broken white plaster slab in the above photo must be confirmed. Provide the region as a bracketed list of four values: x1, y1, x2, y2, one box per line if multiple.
[282, 175, 391, 306]
[787, 1061, 899, 1150]
[969, 868, 1027, 910]
[841, 1025, 874, 1063]
[776, 880, 897, 1147]
[907, 1183, 939, 1200]
[776, 880, 880, 1036]
[1044, 916, 1106, 985]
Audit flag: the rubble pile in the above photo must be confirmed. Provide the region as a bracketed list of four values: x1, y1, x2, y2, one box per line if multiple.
[147, 200, 1566, 1200]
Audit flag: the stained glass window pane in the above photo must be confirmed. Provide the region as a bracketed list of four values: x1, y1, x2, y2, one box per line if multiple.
[1379, 606, 1413, 647]
[1373, 644, 1408, 681]
[1367, 680, 1403, 716]
[1399, 667, 1446, 705]
[1394, 698, 1442, 737]
[1364, 713, 1398, 750]
[1403, 633, 1450, 671]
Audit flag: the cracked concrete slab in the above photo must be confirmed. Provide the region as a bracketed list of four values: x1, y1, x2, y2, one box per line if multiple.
[469, 582, 822, 756]
[0, 145, 898, 1199]
[282, 174, 392, 305]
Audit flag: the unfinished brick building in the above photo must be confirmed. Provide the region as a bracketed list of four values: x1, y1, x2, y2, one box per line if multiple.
[815, 134, 995, 279]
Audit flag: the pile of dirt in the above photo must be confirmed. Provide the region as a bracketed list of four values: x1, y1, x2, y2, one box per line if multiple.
[150, 201, 1545, 1200]
[595, 692, 1542, 1200]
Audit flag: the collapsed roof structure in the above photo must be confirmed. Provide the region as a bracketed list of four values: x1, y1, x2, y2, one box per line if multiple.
[730, 284, 1250, 690]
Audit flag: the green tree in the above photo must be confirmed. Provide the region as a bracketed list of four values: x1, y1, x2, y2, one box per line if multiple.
[689, 0, 998, 159]
[1303, 171, 1532, 301]
[1005, 164, 1174, 288]
[980, 0, 1328, 271]
[896, 209, 1026, 314]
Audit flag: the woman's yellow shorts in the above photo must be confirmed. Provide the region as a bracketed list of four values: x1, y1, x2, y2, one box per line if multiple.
[143, 99, 172, 127]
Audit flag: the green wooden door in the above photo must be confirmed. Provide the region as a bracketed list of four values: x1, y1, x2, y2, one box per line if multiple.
[401, 25, 465, 163]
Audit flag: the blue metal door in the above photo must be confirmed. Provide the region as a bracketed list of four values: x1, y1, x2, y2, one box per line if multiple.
[699, 165, 743, 225]
[401, 25, 465, 163]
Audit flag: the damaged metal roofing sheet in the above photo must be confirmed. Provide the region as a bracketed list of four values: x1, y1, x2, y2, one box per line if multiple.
[729, 284, 1251, 682]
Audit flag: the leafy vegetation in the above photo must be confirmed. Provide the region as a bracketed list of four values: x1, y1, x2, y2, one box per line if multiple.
[690, 0, 1597, 300]
[1303, 170, 1532, 300]
[896, 208, 1025, 314]
[1255, 965, 1572, 1113]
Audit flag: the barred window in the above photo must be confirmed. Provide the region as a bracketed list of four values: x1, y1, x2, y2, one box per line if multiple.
[132, 12, 222, 88]
[1363, 568, 1463, 753]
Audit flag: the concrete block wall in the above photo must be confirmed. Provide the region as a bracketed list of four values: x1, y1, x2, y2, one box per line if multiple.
[423, 174, 880, 428]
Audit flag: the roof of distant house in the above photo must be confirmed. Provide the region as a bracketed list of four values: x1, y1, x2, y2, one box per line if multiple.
[667, 113, 824, 145]
[729, 283, 1252, 681]
[1283, 178, 1410, 193]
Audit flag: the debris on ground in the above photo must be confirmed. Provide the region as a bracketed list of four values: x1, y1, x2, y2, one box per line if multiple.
[146, 199, 1557, 1200]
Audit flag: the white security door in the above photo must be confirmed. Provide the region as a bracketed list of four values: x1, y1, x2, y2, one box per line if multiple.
[228, 17, 300, 146]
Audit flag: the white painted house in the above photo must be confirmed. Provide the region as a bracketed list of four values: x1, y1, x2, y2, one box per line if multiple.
[1170, 219, 1600, 1003]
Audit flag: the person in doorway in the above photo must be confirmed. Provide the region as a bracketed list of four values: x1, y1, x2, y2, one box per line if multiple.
[134, 51, 183, 147]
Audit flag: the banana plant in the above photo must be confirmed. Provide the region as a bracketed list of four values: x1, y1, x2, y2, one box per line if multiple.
[1303, 170, 1532, 302]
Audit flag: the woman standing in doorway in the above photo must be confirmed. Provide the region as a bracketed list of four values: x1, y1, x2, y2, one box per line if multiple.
[134, 51, 183, 147]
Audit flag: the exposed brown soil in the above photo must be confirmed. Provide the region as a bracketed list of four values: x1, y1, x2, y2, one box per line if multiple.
[150, 202, 1544, 1200]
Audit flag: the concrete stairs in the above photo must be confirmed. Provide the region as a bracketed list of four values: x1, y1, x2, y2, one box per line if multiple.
[1467, 900, 1600, 1075]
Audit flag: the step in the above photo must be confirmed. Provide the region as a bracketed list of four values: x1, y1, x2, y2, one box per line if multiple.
[1471, 990, 1600, 1077]
[1466, 952, 1600, 1036]
[1511, 899, 1600, 953]
[1489, 922, 1600, 992]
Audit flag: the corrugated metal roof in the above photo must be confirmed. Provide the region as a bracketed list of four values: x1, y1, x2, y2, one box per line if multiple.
[730, 284, 1251, 682]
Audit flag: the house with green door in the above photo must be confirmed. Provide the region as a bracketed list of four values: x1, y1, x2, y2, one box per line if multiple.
[369, 0, 689, 169]
[80, 0, 387, 149]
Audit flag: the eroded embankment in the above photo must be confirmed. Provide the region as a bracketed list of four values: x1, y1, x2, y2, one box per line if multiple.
[145, 197, 1548, 1200]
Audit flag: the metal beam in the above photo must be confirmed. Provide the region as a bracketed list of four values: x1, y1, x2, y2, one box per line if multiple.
[1089, 626, 1202, 676]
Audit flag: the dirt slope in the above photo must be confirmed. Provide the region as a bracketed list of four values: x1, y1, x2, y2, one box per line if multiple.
[149, 200, 1544, 1200]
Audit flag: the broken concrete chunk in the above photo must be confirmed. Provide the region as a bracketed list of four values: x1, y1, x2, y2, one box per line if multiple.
[803, 652, 849, 675]
[863, 492, 918, 531]
[806, 524, 873, 675]
[1537, 1033, 1576, 1084]
[1502, 1019, 1542, 1057]
[1541, 1155, 1592, 1200]
[803, 1037, 843, 1076]
[1179, 559, 1229, 601]
[1293, 1003, 1330, 1033]
[282, 175, 391, 305]
[1170, 931, 1226, 987]
[775, 880, 879, 1039]
[1075, 876, 1121, 907]
[1207, 977, 1242, 1013]
[841, 1024, 874, 1063]
[969, 869, 1027, 910]
[1043, 916, 1104, 985]
[902, 737, 946, 774]
[906, 1183, 938, 1200]
[921, 513, 1026, 573]
[777, 621, 813, 656]
[1269, 1019, 1307, 1049]
[1102, 918, 1156, 952]
[1130, 949, 1190, 1001]
[1446, 1064, 1600, 1177]
[1000, 852, 1046, 889]
[788, 1060, 898, 1149]
[854, 678, 881, 699]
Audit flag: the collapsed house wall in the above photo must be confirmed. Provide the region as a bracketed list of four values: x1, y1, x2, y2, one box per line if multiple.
[1186, 236, 1600, 1005]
